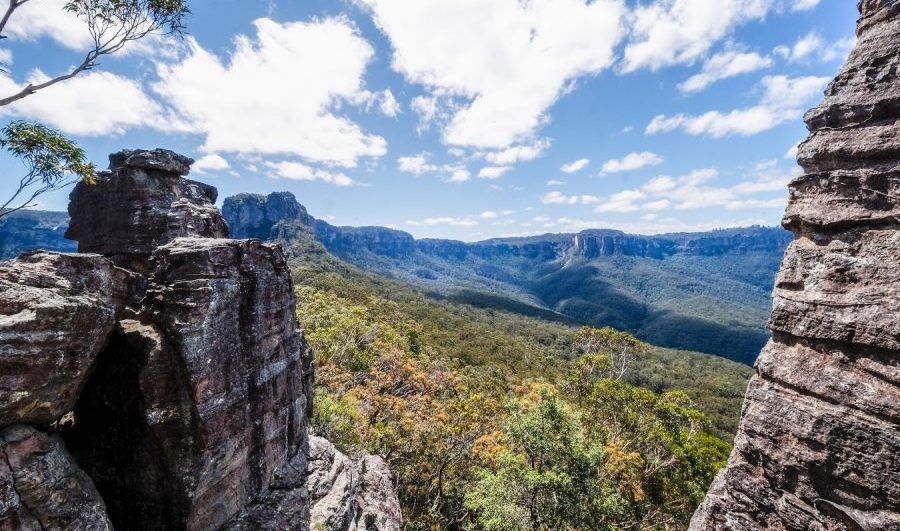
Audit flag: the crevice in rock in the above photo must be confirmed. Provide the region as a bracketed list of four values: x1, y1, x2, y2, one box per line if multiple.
[61, 323, 192, 531]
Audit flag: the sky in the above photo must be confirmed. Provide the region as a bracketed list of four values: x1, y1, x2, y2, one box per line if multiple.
[0, 0, 857, 241]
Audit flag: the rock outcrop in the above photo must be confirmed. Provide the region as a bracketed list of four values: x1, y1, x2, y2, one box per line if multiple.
[0, 149, 400, 530]
[690, 2, 900, 529]
[66, 149, 228, 272]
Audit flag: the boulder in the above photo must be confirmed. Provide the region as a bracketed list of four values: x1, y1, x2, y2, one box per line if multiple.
[0, 425, 112, 531]
[0, 252, 131, 427]
[66, 148, 228, 271]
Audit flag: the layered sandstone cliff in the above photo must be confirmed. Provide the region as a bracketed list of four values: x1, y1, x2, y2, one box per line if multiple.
[689, 2, 900, 529]
[0, 149, 400, 531]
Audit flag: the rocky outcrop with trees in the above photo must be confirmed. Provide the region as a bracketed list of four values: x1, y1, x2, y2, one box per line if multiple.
[689, 1, 900, 529]
[0, 149, 401, 531]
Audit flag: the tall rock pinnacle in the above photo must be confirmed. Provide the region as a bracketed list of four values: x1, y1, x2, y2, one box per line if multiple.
[689, 2, 900, 529]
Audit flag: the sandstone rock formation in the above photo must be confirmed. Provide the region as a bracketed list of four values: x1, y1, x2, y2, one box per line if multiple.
[66, 149, 228, 272]
[690, 2, 900, 529]
[0, 149, 400, 530]
[0, 425, 113, 531]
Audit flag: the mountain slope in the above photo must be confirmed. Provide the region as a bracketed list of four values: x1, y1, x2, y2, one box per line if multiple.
[224, 192, 791, 363]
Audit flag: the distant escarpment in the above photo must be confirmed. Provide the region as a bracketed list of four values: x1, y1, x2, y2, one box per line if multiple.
[0, 149, 400, 530]
[690, 2, 900, 529]
[222, 192, 791, 364]
[0, 210, 75, 259]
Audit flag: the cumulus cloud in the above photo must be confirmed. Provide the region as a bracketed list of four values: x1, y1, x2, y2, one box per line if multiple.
[592, 163, 795, 213]
[821, 36, 856, 63]
[600, 152, 663, 174]
[397, 152, 472, 183]
[647, 75, 828, 137]
[358, 0, 625, 149]
[484, 139, 551, 165]
[265, 160, 357, 186]
[192, 154, 231, 174]
[560, 158, 590, 174]
[774, 32, 823, 63]
[478, 166, 512, 179]
[678, 49, 772, 93]
[378, 89, 402, 117]
[154, 17, 387, 168]
[4, 0, 92, 51]
[541, 191, 580, 205]
[0, 69, 162, 136]
[406, 216, 478, 227]
[546, 180, 566, 186]
[398, 153, 437, 175]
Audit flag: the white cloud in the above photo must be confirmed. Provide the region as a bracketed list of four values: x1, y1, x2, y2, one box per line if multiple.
[154, 18, 386, 168]
[784, 143, 800, 160]
[546, 180, 566, 186]
[484, 139, 551, 165]
[592, 164, 794, 213]
[359, 0, 625, 149]
[377, 89, 401, 117]
[541, 191, 580, 204]
[265, 161, 356, 186]
[4, 0, 92, 51]
[560, 158, 590, 173]
[0, 69, 162, 136]
[192, 154, 231, 174]
[821, 36, 856, 63]
[480, 210, 499, 219]
[622, 0, 772, 73]
[647, 75, 828, 137]
[774, 32, 823, 63]
[791, 0, 822, 11]
[679, 49, 772, 93]
[478, 166, 512, 179]
[0, 49, 13, 65]
[448, 167, 471, 183]
[600, 151, 663, 174]
[398, 153, 437, 175]
[407, 216, 478, 227]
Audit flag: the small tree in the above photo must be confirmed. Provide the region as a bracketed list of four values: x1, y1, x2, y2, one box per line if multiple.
[573, 326, 648, 382]
[0, 0, 189, 219]
[0, 121, 96, 216]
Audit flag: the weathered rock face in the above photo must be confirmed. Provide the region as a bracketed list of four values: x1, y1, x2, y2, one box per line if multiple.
[0, 148, 399, 531]
[65, 238, 314, 531]
[66, 149, 228, 271]
[224, 435, 401, 531]
[690, 2, 900, 529]
[0, 425, 112, 531]
[0, 252, 131, 427]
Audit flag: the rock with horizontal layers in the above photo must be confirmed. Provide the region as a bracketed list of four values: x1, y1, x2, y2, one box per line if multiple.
[689, 2, 900, 529]
[0, 252, 131, 427]
[0, 424, 112, 531]
[223, 435, 401, 531]
[64, 238, 314, 531]
[65, 148, 228, 271]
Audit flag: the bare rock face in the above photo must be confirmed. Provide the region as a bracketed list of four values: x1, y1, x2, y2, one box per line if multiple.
[0, 147, 399, 531]
[689, 2, 900, 529]
[64, 238, 314, 531]
[0, 252, 131, 427]
[223, 435, 401, 531]
[0, 425, 112, 531]
[66, 149, 228, 271]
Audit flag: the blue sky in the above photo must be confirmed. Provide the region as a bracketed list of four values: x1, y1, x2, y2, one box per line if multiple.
[0, 0, 856, 240]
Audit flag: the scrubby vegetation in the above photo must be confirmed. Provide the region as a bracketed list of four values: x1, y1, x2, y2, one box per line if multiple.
[286, 230, 750, 529]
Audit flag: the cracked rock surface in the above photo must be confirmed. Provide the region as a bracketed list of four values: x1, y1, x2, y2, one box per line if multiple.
[689, 2, 900, 529]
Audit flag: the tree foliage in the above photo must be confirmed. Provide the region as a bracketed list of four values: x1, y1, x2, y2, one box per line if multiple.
[292, 248, 739, 530]
[0, 0, 189, 218]
[0, 121, 96, 216]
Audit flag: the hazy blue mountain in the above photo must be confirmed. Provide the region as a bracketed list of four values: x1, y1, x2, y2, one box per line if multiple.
[223, 192, 792, 364]
[0, 210, 76, 259]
